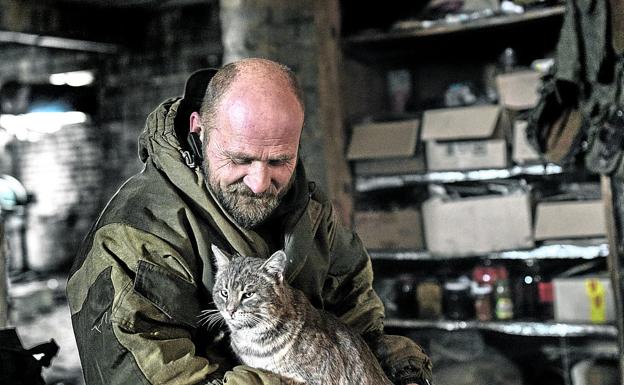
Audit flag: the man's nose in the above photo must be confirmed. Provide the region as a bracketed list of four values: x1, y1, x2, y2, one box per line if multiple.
[243, 162, 271, 194]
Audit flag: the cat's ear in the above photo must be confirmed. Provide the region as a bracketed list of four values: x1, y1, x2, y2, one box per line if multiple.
[211, 244, 231, 271]
[261, 250, 287, 283]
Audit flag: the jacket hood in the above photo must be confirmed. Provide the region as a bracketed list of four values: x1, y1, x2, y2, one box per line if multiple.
[139, 68, 218, 166]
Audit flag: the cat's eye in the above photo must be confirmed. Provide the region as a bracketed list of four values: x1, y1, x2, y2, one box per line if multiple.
[242, 292, 255, 299]
[220, 289, 228, 298]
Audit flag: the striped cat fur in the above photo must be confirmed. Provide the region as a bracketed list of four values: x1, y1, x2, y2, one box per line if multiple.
[208, 245, 393, 385]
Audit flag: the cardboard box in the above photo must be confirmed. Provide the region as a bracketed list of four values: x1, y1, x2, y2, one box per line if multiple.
[347, 119, 420, 160]
[354, 209, 424, 250]
[512, 120, 542, 164]
[496, 70, 542, 111]
[534, 200, 607, 240]
[422, 192, 533, 256]
[353, 156, 426, 175]
[347, 119, 425, 175]
[553, 276, 615, 322]
[421, 105, 509, 171]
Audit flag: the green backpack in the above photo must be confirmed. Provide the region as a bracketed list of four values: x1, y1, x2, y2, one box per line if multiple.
[527, 0, 624, 177]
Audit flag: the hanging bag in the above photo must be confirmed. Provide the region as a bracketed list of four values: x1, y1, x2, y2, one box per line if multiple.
[527, 0, 624, 177]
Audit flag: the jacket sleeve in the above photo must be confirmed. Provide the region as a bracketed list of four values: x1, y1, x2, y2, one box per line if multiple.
[321, 206, 433, 385]
[66, 223, 286, 385]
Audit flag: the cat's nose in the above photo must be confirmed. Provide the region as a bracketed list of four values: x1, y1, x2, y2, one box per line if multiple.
[227, 307, 237, 317]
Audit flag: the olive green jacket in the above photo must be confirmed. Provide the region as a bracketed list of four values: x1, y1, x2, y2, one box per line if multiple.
[67, 98, 432, 385]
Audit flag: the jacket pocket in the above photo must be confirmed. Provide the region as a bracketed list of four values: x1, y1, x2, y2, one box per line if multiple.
[134, 259, 201, 328]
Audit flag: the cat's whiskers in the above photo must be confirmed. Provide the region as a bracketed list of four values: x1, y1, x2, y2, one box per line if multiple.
[197, 309, 226, 330]
[197, 309, 220, 322]
[206, 315, 226, 330]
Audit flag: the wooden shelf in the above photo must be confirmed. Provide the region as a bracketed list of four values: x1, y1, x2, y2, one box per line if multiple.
[384, 318, 617, 337]
[355, 164, 563, 192]
[345, 5, 565, 45]
[369, 241, 609, 261]
[0, 30, 119, 53]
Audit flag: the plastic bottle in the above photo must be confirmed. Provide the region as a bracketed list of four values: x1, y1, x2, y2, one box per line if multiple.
[514, 260, 540, 319]
[537, 280, 554, 320]
[495, 279, 514, 320]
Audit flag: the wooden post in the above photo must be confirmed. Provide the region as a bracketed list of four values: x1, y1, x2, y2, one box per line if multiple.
[314, 0, 353, 226]
[0, 221, 8, 328]
[601, 175, 624, 384]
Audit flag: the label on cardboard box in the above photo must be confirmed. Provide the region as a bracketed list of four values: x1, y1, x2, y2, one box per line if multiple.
[426, 139, 507, 171]
[553, 276, 615, 322]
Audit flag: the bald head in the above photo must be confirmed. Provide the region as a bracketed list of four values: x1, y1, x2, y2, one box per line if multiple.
[199, 58, 304, 132]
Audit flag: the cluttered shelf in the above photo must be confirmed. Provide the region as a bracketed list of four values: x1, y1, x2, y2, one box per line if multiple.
[355, 163, 564, 192]
[369, 240, 609, 261]
[383, 318, 618, 338]
[344, 5, 565, 45]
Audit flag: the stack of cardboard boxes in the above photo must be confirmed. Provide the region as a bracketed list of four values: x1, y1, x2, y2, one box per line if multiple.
[348, 69, 613, 323]
[348, 69, 550, 254]
[349, 69, 607, 254]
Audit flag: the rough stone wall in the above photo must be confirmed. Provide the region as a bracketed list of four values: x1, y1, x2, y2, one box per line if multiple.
[0, 3, 223, 272]
[219, 0, 327, 187]
[9, 122, 104, 271]
[0, 47, 105, 272]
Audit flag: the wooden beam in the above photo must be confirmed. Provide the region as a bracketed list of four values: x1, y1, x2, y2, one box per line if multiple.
[314, 0, 353, 226]
[0, 223, 7, 328]
[601, 175, 624, 385]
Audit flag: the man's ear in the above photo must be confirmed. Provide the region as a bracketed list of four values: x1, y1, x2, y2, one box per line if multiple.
[189, 111, 203, 138]
[211, 244, 231, 271]
[261, 250, 287, 283]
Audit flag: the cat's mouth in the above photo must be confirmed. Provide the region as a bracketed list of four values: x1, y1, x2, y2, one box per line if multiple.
[223, 311, 262, 329]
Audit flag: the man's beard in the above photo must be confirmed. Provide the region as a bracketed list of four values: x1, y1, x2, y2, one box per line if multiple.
[202, 163, 293, 229]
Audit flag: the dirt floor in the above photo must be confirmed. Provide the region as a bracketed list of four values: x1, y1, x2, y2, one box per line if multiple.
[7, 272, 84, 385]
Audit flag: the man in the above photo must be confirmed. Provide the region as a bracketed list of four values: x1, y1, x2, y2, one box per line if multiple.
[67, 58, 432, 385]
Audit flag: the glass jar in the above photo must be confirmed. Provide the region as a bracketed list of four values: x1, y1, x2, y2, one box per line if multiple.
[443, 277, 474, 320]
[494, 279, 514, 320]
[537, 280, 554, 320]
[395, 274, 418, 318]
[472, 284, 493, 322]
[416, 280, 443, 319]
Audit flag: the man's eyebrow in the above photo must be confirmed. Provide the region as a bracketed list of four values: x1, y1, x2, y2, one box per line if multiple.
[224, 151, 295, 161]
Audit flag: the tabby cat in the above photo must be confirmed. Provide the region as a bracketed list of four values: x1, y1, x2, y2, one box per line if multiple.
[204, 245, 393, 385]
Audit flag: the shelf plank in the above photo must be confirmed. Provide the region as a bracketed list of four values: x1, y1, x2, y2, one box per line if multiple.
[0, 30, 119, 53]
[384, 318, 618, 337]
[369, 242, 609, 261]
[355, 163, 564, 192]
[345, 5, 566, 45]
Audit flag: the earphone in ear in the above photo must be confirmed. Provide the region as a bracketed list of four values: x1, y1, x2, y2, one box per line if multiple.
[182, 131, 203, 168]
[187, 131, 203, 164]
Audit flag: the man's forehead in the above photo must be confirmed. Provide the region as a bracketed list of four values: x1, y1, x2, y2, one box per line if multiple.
[214, 99, 302, 138]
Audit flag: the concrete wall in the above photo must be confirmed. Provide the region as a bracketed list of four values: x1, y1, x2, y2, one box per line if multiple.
[0, 3, 223, 272]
